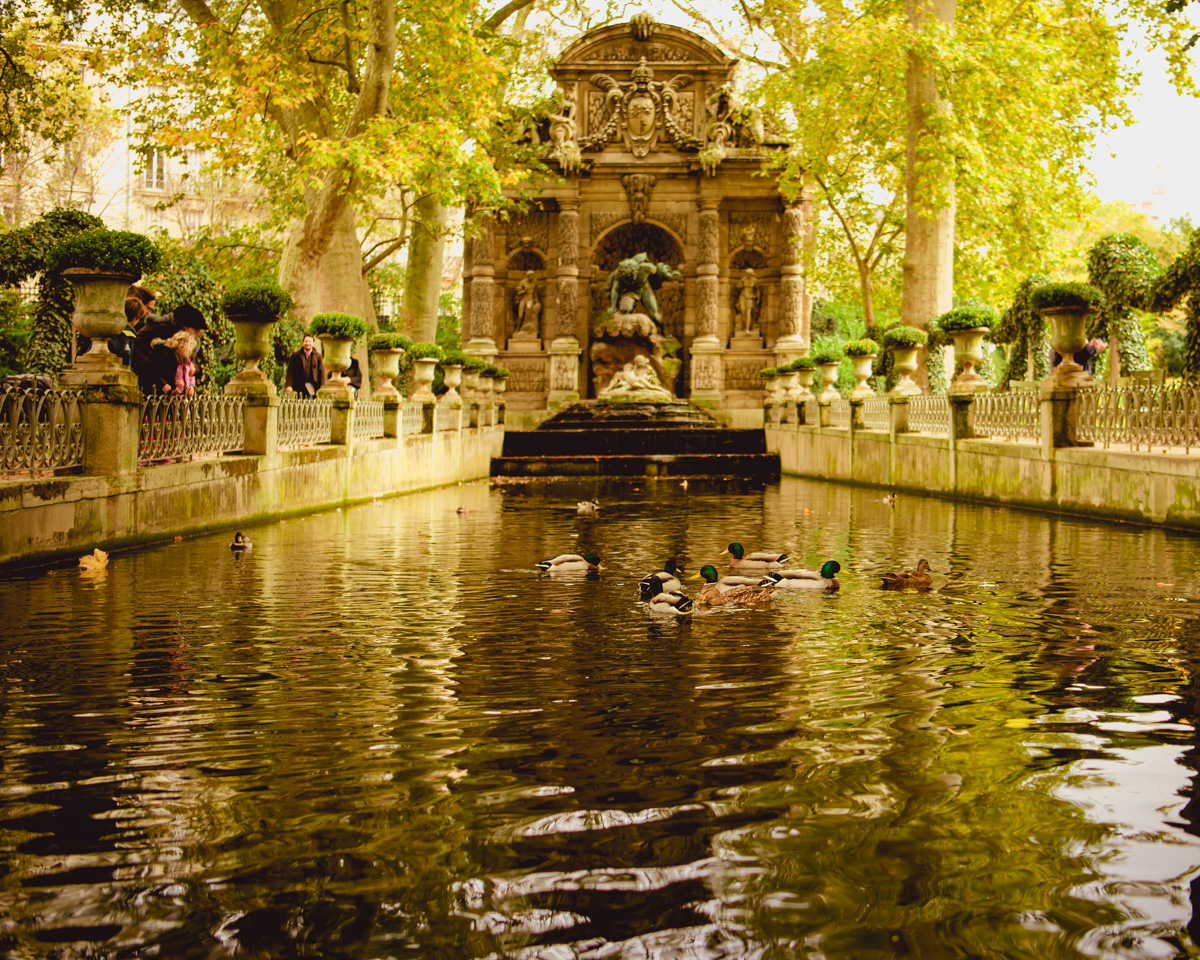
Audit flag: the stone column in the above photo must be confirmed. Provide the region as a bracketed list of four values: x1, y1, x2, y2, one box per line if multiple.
[776, 199, 807, 362]
[691, 199, 723, 408]
[549, 199, 582, 407]
[59, 362, 141, 475]
[801, 184, 816, 349]
[465, 217, 498, 358]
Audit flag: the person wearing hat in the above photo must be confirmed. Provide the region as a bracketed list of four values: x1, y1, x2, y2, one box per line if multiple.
[134, 301, 207, 394]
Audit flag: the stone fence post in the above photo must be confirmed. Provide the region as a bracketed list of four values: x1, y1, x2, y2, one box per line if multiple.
[422, 401, 436, 434]
[382, 396, 401, 439]
[817, 398, 832, 428]
[60, 366, 141, 476]
[1040, 382, 1089, 456]
[890, 396, 910, 437]
[849, 397, 866, 430]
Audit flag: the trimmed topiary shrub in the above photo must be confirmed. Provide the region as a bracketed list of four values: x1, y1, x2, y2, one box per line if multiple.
[1030, 282, 1105, 312]
[758, 367, 780, 378]
[788, 357, 816, 370]
[222, 277, 293, 319]
[844, 338, 880, 356]
[310, 312, 370, 340]
[883, 325, 928, 349]
[407, 341, 444, 361]
[810, 345, 844, 365]
[46, 228, 160, 277]
[494, 367, 511, 378]
[937, 305, 997, 332]
[368, 332, 411, 351]
[440, 349, 470, 367]
[460, 355, 489, 372]
[481, 364, 500, 377]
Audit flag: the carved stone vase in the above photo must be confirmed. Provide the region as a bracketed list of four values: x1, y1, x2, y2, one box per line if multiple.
[317, 335, 354, 381]
[889, 347, 922, 396]
[849, 354, 876, 398]
[493, 375, 508, 396]
[795, 368, 816, 402]
[948, 327, 990, 393]
[63, 268, 139, 366]
[779, 369, 800, 401]
[818, 362, 841, 401]
[410, 357, 439, 402]
[441, 364, 463, 402]
[1042, 308, 1092, 388]
[228, 313, 278, 385]
[462, 369, 481, 399]
[370, 347, 404, 397]
[478, 373, 495, 398]
[760, 374, 781, 404]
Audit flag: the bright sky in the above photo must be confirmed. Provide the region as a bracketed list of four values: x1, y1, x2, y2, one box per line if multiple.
[1088, 46, 1200, 225]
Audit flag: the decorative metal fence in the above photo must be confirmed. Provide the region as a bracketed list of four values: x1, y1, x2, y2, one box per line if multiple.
[278, 395, 333, 449]
[139, 394, 245, 462]
[1076, 383, 1200, 453]
[353, 399, 386, 440]
[974, 390, 1040, 441]
[0, 383, 85, 473]
[803, 399, 819, 424]
[861, 396, 891, 431]
[830, 398, 851, 429]
[908, 395, 951, 435]
[434, 402, 460, 433]
[400, 401, 424, 436]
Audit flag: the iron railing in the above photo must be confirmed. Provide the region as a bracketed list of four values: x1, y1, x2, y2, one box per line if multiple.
[830, 398, 851, 429]
[435, 402, 460, 433]
[353, 399, 386, 440]
[139, 394, 245, 462]
[861, 396, 891, 431]
[1076, 383, 1200, 453]
[400, 401, 424, 436]
[974, 390, 1040, 442]
[278, 395, 333, 449]
[908, 395, 951, 435]
[0, 383, 84, 473]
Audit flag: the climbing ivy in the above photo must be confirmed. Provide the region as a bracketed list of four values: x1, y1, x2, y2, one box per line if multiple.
[1148, 229, 1200, 381]
[925, 320, 948, 396]
[993, 275, 1052, 386]
[1086, 233, 1157, 374]
[0, 208, 104, 378]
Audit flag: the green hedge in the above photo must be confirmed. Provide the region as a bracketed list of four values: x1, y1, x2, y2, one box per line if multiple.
[937, 305, 997, 332]
[1030, 282, 1105, 312]
[883, 325, 928, 348]
[222, 277, 293, 319]
[310, 312, 370, 340]
[46, 228, 160, 277]
[368, 332, 411, 351]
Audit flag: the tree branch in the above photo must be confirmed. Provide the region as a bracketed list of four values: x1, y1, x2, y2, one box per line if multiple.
[483, 0, 538, 32]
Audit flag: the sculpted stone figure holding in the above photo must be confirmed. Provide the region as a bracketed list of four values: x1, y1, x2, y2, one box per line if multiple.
[604, 252, 681, 328]
[734, 268, 759, 335]
[598, 354, 674, 401]
[514, 271, 542, 337]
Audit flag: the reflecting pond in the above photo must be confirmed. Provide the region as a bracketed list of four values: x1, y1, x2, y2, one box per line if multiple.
[3, 476, 1200, 959]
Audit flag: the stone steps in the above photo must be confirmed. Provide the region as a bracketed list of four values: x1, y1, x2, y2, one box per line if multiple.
[491, 453, 780, 478]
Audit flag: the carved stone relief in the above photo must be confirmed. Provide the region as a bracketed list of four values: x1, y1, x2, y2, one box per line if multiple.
[622, 173, 656, 223]
[698, 209, 719, 265]
[580, 60, 701, 156]
[691, 352, 721, 391]
[587, 43, 694, 62]
[656, 212, 687, 243]
[557, 209, 579, 268]
[783, 206, 804, 265]
[588, 211, 626, 244]
[725, 359, 768, 391]
[505, 358, 548, 393]
[729, 212, 769, 253]
[505, 210, 550, 254]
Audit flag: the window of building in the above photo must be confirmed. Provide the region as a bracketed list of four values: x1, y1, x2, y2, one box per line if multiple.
[143, 149, 167, 191]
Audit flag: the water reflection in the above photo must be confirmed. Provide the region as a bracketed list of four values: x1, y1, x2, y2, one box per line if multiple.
[1, 476, 1200, 958]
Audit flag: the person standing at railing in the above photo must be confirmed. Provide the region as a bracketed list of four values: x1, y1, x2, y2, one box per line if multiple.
[285, 335, 326, 398]
[1051, 338, 1107, 376]
[133, 302, 208, 395]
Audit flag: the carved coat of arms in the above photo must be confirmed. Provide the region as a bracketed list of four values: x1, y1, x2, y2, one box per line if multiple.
[580, 58, 701, 157]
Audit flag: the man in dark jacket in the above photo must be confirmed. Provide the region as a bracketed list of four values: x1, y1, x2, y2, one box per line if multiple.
[285, 335, 326, 397]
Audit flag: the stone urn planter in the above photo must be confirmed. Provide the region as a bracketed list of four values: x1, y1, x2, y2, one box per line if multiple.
[779, 369, 800, 401]
[1043, 307, 1092, 386]
[221, 278, 292, 387]
[889, 346, 922, 396]
[371, 347, 405, 396]
[441, 363, 464, 401]
[849, 354, 877, 398]
[817, 361, 841, 401]
[227, 313, 277, 382]
[478, 373, 495, 398]
[947, 327, 989, 392]
[759, 373, 781, 404]
[794, 367, 816, 402]
[462, 369, 481, 399]
[317, 335, 354, 382]
[62, 268, 140, 365]
[493, 374, 509, 396]
[410, 358, 440, 402]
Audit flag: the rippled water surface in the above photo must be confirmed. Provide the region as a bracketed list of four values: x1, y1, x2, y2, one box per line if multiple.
[4, 477, 1200, 959]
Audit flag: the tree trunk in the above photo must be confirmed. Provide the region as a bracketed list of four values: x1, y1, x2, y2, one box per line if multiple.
[279, 204, 377, 324]
[901, 0, 956, 349]
[858, 261, 876, 327]
[400, 195, 446, 343]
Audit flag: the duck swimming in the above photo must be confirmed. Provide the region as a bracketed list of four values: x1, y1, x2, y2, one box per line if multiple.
[695, 564, 775, 607]
[880, 559, 932, 590]
[78, 548, 108, 571]
[577, 499, 600, 514]
[722, 542, 788, 571]
[537, 552, 601, 573]
[760, 560, 841, 591]
[229, 532, 252, 551]
[639, 559, 685, 598]
[647, 591, 694, 615]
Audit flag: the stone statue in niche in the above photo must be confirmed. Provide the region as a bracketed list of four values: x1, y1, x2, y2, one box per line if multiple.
[603, 252, 681, 328]
[547, 87, 583, 175]
[597, 354, 674, 402]
[512, 271, 542, 339]
[734, 268, 760, 335]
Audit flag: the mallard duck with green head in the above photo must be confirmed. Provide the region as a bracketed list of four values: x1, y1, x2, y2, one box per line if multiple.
[639, 559, 685, 599]
[880, 559, 931, 590]
[722, 542, 788, 571]
[537, 552, 601, 573]
[647, 590, 694, 615]
[229, 532, 252, 551]
[695, 564, 775, 607]
[760, 560, 841, 591]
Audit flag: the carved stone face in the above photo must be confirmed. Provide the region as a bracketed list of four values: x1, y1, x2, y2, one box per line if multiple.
[627, 93, 656, 137]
